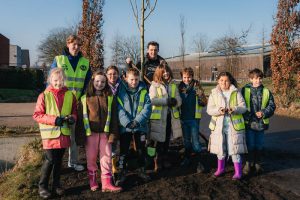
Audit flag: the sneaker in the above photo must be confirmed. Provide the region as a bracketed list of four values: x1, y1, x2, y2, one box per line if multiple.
[39, 187, 51, 199]
[68, 163, 84, 171]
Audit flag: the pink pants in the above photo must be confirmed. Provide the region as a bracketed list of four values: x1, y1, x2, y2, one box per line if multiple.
[86, 133, 112, 178]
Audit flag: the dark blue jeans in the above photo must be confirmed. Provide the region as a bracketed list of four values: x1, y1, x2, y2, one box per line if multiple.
[246, 129, 264, 151]
[181, 119, 201, 154]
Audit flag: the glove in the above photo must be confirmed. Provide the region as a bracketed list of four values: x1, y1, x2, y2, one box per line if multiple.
[66, 116, 75, 125]
[167, 97, 177, 107]
[55, 117, 65, 126]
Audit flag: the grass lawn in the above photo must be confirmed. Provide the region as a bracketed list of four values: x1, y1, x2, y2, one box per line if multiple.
[0, 89, 38, 103]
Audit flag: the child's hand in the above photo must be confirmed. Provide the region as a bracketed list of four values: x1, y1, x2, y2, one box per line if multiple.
[256, 111, 263, 118]
[228, 108, 234, 114]
[55, 117, 65, 126]
[219, 107, 226, 115]
[65, 115, 75, 125]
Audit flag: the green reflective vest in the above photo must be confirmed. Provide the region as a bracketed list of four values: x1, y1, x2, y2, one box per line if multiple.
[195, 95, 203, 119]
[150, 83, 180, 119]
[81, 95, 114, 136]
[56, 55, 89, 100]
[209, 91, 245, 131]
[117, 89, 147, 114]
[244, 87, 270, 125]
[39, 91, 73, 139]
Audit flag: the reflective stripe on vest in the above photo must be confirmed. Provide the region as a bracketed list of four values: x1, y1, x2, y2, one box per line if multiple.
[170, 83, 180, 119]
[150, 87, 163, 119]
[195, 96, 203, 119]
[244, 87, 270, 125]
[56, 55, 89, 100]
[117, 89, 147, 114]
[209, 91, 245, 131]
[39, 91, 73, 139]
[81, 95, 113, 136]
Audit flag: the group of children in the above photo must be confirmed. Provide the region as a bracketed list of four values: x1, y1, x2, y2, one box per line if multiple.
[33, 62, 275, 199]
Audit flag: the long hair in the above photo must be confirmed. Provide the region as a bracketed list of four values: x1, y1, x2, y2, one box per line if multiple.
[153, 62, 173, 84]
[86, 70, 111, 96]
[217, 71, 238, 88]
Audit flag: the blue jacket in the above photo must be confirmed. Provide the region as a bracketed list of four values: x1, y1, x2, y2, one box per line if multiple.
[117, 81, 152, 134]
[50, 47, 92, 94]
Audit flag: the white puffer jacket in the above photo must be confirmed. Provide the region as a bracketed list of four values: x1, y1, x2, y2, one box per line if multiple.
[207, 85, 248, 156]
[149, 80, 182, 142]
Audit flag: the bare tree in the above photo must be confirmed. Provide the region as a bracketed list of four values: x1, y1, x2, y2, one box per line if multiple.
[191, 33, 210, 79]
[129, 0, 158, 79]
[210, 27, 251, 76]
[179, 15, 186, 68]
[110, 34, 141, 68]
[78, 0, 105, 71]
[38, 27, 76, 64]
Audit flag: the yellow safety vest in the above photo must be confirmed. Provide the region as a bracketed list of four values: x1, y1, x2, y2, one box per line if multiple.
[150, 83, 180, 119]
[244, 87, 270, 125]
[56, 55, 89, 100]
[195, 95, 203, 119]
[209, 91, 245, 131]
[39, 91, 73, 139]
[81, 95, 114, 136]
[117, 89, 147, 114]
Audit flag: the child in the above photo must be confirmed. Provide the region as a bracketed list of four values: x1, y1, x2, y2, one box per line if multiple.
[33, 68, 77, 199]
[178, 67, 207, 173]
[241, 68, 276, 175]
[76, 70, 122, 192]
[115, 68, 152, 186]
[207, 71, 247, 180]
[105, 65, 122, 182]
[149, 63, 182, 172]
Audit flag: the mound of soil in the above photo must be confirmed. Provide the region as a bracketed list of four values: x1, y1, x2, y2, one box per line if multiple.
[50, 139, 299, 200]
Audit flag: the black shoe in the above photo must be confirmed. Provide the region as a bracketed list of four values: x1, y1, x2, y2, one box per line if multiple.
[53, 187, 65, 196]
[196, 161, 205, 173]
[39, 188, 51, 199]
[115, 170, 126, 187]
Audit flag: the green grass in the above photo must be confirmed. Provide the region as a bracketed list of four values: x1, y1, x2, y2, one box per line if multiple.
[0, 139, 43, 200]
[0, 89, 38, 102]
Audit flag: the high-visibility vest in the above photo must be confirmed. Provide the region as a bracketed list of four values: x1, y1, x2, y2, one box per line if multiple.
[117, 89, 147, 114]
[244, 87, 270, 125]
[39, 91, 73, 139]
[209, 91, 245, 131]
[150, 83, 180, 119]
[81, 95, 114, 136]
[56, 55, 89, 100]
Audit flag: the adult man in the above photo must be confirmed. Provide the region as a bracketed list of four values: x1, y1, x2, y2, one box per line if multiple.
[50, 34, 91, 171]
[126, 41, 166, 83]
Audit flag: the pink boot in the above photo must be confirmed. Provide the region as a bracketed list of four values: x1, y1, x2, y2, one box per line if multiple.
[232, 162, 242, 180]
[88, 171, 99, 191]
[214, 159, 225, 177]
[101, 177, 122, 193]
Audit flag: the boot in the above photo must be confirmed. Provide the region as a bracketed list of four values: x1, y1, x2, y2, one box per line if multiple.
[196, 153, 205, 173]
[254, 150, 264, 174]
[243, 150, 254, 176]
[232, 162, 242, 180]
[214, 159, 225, 177]
[88, 170, 99, 191]
[137, 167, 151, 182]
[39, 159, 52, 199]
[101, 177, 122, 193]
[115, 169, 126, 187]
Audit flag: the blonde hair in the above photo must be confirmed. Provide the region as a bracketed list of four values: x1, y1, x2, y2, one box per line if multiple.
[47, 68, 66, 86]
[66, 35, 82, 46]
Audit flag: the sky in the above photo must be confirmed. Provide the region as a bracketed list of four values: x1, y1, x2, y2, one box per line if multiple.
[0, 0, 278, 67]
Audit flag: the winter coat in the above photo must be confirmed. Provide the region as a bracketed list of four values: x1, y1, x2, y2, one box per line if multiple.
[178, 79, 207, 120]
[149, 80, 182, 142]
[206, 85, 248, 156]
[117, 81, 152, 134]
[76, 91, 119, 145]
[241, 84, 276, 130]
[33, 86, 77, 149]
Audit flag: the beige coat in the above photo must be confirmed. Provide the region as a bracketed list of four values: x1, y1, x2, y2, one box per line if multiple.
[149, 80, 182, 142]
[207, 85, 248, 156]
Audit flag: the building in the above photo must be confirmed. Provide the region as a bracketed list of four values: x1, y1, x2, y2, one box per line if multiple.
[9, 45, 22, 67]
[166, 44, 272, 81]
[21, 49, 30, 68]
[0, 34, 9, 67]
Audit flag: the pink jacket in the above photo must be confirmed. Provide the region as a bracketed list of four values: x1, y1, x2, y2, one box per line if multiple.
[33, 86, 77, 149]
